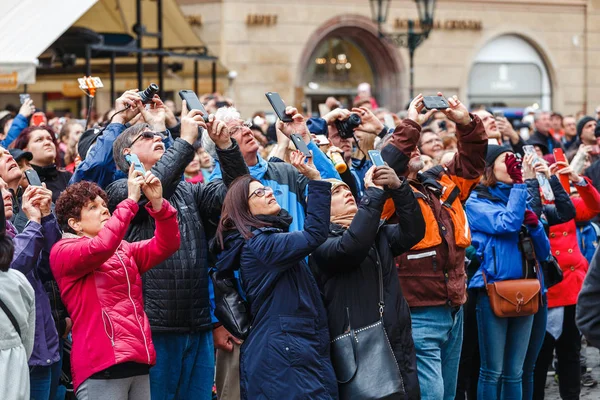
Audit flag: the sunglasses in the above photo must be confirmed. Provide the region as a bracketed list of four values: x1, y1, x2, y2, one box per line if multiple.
[248, 186, 273, 199]
[130, 131, 165, 147]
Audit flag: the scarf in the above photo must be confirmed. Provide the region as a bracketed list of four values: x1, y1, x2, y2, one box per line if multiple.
[254, 210, 293, 232]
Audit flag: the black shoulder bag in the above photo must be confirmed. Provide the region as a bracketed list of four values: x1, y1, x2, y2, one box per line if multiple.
[330, 249, 405, 399]
[210, 268, 251, 340]
[0, 297, 22, 339]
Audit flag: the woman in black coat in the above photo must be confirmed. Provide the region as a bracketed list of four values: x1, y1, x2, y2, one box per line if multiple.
[310, 165, 426, 400]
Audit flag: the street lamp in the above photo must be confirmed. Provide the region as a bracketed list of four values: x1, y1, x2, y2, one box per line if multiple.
[369, 0, 436, 99]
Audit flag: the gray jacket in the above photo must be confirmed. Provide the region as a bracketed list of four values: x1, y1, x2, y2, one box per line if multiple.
[576, 248, 600, 347]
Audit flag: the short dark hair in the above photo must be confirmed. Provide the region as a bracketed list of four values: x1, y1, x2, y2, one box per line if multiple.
[216, 175, 272, 248]
[112, 123, 151, 173]
[55, 181, 109, 234]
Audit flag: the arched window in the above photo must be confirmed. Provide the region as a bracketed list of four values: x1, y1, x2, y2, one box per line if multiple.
[468, 35, 551, 110]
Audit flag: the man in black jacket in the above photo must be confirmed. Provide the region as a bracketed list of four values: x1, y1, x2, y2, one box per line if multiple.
[527, 111, 564, 154]
[105, 104, 249, 400]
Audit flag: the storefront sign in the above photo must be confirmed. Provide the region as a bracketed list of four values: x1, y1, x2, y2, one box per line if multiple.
[394, 18, 482, 31]
[246, 14, 278, 26]
[0, 72, 19, 90]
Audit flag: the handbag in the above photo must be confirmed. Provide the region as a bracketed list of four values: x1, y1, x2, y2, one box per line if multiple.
[483, 228, 541, 318]
[0, 297, 21, 339]
[210, 269, 251, 340]
[541, 255, 563, 289]
[330, 249, 405, 399]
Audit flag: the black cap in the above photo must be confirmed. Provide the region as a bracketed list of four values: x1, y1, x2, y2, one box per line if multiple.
[8, 148, 32, 163]
[485, 144, 512, 167]
[577, 116, 595, 138]
[77, 128, 103, 161]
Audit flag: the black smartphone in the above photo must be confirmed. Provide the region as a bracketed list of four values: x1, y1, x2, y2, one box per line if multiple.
[25, 169, 42, 187]
[368, 150, 385, 167]
[290, 134, 312, 158]
[265, 92, 293, 122]
[179, 90, 209, 122]
[422, 96, 449, 110]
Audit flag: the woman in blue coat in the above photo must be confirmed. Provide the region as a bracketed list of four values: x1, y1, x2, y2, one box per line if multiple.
[465, 145, 550, 400]
[213, 173, 337, 399]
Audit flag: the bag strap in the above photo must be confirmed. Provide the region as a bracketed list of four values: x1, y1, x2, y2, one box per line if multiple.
[374, 248, 385, 318]
[0, 297, 21, 339]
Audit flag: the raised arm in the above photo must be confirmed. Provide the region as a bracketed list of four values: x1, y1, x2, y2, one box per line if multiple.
[50, 199, 139, 280]
[1, 100, 33, 148]
[466, 184, 529, 235]
[250, 180, 332, 268]
[383, 180, 426, 256]
[312, 186, 386, 272]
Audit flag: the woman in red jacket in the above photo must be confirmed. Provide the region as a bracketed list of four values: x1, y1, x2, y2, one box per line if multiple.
[50, 165, 181, 400]
[533, 162, 600, 400]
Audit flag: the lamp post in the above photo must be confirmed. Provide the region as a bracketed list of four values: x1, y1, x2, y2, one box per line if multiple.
[369, 0, 436, 99]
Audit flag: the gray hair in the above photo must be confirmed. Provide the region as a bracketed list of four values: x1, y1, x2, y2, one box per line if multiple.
[202, 107, 242, 159]
[113, 123, 151, 173]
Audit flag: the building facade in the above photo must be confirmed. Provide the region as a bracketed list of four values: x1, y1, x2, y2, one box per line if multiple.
[179, 0, 600, 116]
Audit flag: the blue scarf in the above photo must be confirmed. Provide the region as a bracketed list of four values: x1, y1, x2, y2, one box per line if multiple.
[209, 154, 269, 182]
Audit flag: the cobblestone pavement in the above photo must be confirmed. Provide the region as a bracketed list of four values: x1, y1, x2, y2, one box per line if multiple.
[544, 343, 600, 399]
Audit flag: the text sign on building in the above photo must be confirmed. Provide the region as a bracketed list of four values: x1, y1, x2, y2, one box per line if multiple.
[394, 19, 482, 30]
[468, 63, 542, 97]
[246, 14, 278, 26]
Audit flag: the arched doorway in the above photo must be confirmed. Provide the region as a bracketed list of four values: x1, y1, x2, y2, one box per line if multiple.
[297, 15, 403, 114]
[467, 34, 552, 110]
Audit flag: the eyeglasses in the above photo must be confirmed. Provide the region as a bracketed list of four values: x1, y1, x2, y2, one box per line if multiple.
[248, 186, 273, 199]
[229, 121, 252, 136]
[130, 131, 165, 146]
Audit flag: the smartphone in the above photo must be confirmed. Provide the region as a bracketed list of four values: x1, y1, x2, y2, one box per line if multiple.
[315, 134, 330, 146]
[422, 96, 449, 110]
[265, 92, 293, 122]
[369, 150, 385, 167]
[553, 148, 571, 192]
[493, 110, 505, 119]
[179, 90, 208, 122]
[25, 169, 42, 187]
[125, 153, 146, 174]
[31, 112, 46, 127]
[290, 134, 312, 157]
[19, 94, 30, 105]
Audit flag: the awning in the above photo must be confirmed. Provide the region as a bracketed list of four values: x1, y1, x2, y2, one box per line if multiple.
[0, 0, 98, 88]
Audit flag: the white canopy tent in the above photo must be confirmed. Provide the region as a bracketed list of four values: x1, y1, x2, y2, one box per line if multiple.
[0, 0, 98, 89]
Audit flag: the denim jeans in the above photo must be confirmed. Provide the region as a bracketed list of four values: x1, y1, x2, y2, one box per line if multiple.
[150, 331, 215, 400]
[411, 305, 464, 400]
[30, 364, 52, 400]
[522, 296, 547, 400]
[476, 293, 534, 400]
[49, 338, 64, 400]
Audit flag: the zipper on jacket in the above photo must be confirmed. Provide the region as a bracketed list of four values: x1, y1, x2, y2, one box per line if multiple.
[116, 247, 151, 364]
[101, 310, 115, 346]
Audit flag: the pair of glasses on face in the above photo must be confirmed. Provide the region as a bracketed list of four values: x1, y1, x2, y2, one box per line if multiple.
[248, 186, 274, 199]
[229, 121, 253, 136]
[130, 131, 165, 147]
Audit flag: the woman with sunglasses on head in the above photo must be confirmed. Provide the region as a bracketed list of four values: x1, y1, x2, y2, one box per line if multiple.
[50, 165, 181, 400]
[212, 153, 337, 399]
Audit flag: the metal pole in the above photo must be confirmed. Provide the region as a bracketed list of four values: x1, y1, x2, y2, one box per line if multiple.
[157, 0, 164, 97]
[211, 61, 217, 93]
[85, 45, 92, 76]
[408, 20, 415, 100]
[194, 60, 199, 94]
[136, 0, 143, 90]
[110, 52, 116, 104]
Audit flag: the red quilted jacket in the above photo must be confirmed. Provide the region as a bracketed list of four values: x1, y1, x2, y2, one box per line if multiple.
[547, 178, 600, 308]
[50, 198, 180, 391]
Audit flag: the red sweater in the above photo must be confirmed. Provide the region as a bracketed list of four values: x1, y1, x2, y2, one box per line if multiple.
[547, 177, 600, 308]
[50, 198, 180, 391]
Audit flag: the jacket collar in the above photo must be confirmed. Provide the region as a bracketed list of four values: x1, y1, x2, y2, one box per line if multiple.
[32, 163, 58, 180]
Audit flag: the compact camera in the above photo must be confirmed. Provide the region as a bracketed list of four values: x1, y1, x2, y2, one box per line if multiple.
[335, 113, 362, 139]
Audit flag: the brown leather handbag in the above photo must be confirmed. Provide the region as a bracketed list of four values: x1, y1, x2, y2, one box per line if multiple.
[483, 273, 541, 318]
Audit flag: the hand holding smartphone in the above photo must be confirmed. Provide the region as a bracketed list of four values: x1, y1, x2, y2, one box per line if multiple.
[422, 96, 449, 110]
[179, 90, 209, 122]
[25, 169, 43, 187]
[368, 150, 385, 167]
